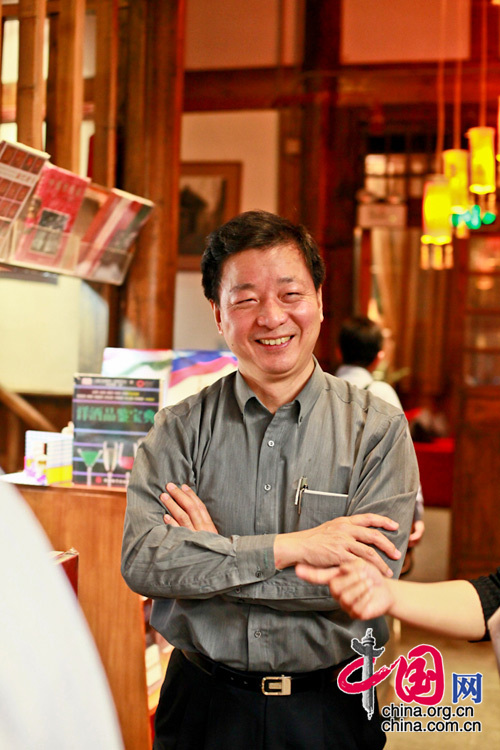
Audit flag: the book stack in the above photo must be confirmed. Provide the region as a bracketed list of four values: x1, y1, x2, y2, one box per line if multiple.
[24, 430, 74, 486]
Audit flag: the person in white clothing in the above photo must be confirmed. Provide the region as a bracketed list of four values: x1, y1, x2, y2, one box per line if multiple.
[336, 316, 424, 561]
[0, 480, 124, 750]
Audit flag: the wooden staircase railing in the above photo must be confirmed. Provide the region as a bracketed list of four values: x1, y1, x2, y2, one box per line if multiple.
[0, 384, 57, 474]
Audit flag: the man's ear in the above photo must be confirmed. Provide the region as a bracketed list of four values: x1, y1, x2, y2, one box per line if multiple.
[317, 287, 324, 322]
[210, 300, 223, 335]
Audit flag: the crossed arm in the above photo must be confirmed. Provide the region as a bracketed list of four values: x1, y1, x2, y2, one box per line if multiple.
[161, 482, 401, 578]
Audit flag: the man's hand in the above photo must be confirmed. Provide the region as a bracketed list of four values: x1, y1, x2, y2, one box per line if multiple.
[296, 559, 396, 620]
[160, 483, 219, 534]
[408, 519, 425, 548]
[274, 513, 401, 577]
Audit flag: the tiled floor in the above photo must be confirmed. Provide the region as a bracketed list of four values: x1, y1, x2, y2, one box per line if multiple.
[375, 508, 500, 748]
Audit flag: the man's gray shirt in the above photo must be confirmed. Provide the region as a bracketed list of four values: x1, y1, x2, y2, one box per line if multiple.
[122, 363, 418, 672]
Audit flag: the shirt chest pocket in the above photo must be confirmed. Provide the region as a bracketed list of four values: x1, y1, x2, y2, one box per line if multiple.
[297, 489, 349, 531]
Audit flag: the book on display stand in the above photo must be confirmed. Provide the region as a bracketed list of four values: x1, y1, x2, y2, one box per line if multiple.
[0, 141, 49, 260]
[11, 163, 90, 270]
[0, 140, 155, 285]
[74, 186, 154, 284]
[71, 374, 161, 489]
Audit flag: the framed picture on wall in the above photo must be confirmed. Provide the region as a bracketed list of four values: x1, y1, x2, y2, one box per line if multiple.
[178, 161, 242, 270]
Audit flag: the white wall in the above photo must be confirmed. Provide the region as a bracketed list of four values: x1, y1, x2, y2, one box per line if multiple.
[174, 110, 279, 350]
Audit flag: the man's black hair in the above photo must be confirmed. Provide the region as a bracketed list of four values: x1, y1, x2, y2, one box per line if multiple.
[201, 209, 325, 304]
[338, 316, 384, 368]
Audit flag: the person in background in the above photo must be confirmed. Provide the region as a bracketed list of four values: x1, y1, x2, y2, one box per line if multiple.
[336, 315, 424, 566]
[122, 210, 419, 750]
[0, 480, 124, 750]
[296, 557, 500, 646]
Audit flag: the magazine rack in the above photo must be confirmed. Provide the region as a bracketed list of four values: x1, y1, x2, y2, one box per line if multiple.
[0, 142, 154, 286]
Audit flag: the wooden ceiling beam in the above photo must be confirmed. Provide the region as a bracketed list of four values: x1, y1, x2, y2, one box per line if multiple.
[183, 63, 500, 112]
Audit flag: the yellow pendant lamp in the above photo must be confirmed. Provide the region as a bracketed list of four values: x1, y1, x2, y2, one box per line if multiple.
[421, 175, 452, 246]
[442, 149, 469, 214]
[468, 126, 496, 195]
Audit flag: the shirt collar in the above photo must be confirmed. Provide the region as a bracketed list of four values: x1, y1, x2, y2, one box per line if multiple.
[233, 358, 325, 424]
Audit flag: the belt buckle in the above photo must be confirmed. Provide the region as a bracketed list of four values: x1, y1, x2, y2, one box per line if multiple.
[261, 675, 292, 696]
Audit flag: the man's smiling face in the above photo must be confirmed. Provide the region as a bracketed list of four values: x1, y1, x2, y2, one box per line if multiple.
[211, 243, 323, 396]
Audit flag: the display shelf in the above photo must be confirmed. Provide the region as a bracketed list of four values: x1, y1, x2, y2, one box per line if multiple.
[10, 480, 153, 750]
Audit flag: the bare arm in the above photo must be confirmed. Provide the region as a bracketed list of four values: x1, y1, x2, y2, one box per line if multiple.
[296, 559, 486, 640]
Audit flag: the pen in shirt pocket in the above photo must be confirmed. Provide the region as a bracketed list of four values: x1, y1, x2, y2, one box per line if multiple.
[294, 476, 348, 515]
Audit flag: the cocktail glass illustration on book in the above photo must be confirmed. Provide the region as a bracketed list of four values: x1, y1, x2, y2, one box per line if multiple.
[102, 441, 123, 488]
[77, 446, 103, 486]
[117, 440, 141, 488]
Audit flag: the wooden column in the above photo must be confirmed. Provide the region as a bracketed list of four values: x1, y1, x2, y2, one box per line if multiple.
[17, 0, 46, 150]
[91, 0, 120, 346]
[93, 0, 118, 187]
[120, 0, 185, 349]
[47, 0, 84, 171]
[302, 1, 358, 373]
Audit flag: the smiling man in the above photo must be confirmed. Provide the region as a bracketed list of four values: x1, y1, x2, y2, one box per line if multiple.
[121, 210, 418, 750]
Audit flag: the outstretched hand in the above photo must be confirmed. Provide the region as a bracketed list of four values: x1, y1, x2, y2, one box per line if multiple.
[295, 559, 395, 619]
[160, 483, 219, 534]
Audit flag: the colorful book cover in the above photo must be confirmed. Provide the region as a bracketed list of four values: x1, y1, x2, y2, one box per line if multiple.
[89, 198, 154, 284]
[74, 186, 154, 284]
[13, 163, 89, 268]
[0, 141, 49, 258]
[73, 183, 114, 275]
[72, 374, 160, 488]
[101, 348, 238, 407]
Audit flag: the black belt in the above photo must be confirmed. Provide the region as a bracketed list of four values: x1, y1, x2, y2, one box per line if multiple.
[181, 649, 349, 696]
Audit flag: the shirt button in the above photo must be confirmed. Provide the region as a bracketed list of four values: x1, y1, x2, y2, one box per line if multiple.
[255, 570, 262, 577]
[254, 630, 262, 638]
[267, 440, 275, 447]
[235, 587, 241, 594]
[264, 484, 271, 491]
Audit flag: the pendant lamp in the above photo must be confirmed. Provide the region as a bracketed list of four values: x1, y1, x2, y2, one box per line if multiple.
[468, 126, 496, 195]
[442, 149, 469, 214]
[421, 175, 452, 247]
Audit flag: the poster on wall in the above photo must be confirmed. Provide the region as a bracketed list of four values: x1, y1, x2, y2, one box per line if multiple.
[72, 374, 161, 488]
